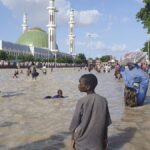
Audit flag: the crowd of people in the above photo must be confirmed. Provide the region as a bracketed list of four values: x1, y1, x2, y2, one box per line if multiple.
[88, 63, 112, 73]
[13, 62, 47, 80]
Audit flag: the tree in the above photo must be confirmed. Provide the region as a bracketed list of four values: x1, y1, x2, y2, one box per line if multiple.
[141, 41, 149, 52]
[8, 54, 15, 61]
[140, 41, 150, 60]
[100, 55, 111, 62]
[57, 57, 73, 63]
[25, 54, 34, 61]
[136, 0, 150, 33]
[0, 51, 8, 60]
[75, 53, 87, 64]
[18, 54, 26, 62]
[136, 0, 150, 59]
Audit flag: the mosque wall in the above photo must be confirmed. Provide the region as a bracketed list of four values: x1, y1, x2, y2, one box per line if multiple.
[2, 40, 31, 55]
[0, 40, 72, 60]
[0, 40, 2, 50]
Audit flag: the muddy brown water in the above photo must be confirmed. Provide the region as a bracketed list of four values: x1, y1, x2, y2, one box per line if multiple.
[0, 68, 150, 150]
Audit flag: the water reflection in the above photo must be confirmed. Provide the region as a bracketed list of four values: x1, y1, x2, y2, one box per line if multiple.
[109, 127, 137, 150]
[10, 132, 70, 150]
[0, 91, 25, 97]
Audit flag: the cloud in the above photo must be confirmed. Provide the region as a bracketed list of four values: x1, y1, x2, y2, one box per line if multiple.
[104, 15, 117, 32]
[76, 41, 86, 47]
[75, 37, 128, 58]
[0, 0, 49, 27]
[111, 43, 127, 52]
[77, 39, 108, 51]
[91, 41, 107, 51]
[121, 17, 130, 23]
[135, 0, 143, 3]
[0, 0, 101, 28]
[87, 41, 126, 52]
[76, 10, 101, 26]
[76, 34, 127, 53]
[105, 22, 113, 32]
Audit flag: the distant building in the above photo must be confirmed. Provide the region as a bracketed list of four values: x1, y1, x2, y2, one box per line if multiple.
[0, 0, 73, 60]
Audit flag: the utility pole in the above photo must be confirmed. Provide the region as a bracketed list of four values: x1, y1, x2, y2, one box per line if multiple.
[48, 50, 49, 68]
[148, 39, 150, 62]
[54, 52, 57, 68]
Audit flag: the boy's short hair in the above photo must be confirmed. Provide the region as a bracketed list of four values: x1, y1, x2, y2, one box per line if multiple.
[57, 89, 63, 94]
[80, 74, 98, 90]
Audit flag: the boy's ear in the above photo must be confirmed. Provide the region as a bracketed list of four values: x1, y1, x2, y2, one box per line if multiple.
[86, 85, 91, 91]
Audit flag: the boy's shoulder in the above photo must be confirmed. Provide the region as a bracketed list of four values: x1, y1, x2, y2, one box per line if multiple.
[94, 93, 106, 98]
[79, 93, 107, 103]
[94, 93, 108, 103]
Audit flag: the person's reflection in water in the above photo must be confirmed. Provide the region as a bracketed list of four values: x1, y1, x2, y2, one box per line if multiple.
[108, 127, 137, 150]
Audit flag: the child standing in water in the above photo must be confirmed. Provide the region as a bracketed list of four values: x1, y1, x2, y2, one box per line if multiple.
[30, 62, 39, 80]
[13, 70, 19, 78]
[42, 64, 47, 75]
[69, 74, 111, 150]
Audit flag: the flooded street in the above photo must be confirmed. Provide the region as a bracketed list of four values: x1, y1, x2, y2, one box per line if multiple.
[0, 68, 150, 150]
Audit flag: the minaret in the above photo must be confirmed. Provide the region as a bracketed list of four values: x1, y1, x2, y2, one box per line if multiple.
[47, 0, 58, 52]
[22, 12, 28, 33]
[69, 9, 75, 55]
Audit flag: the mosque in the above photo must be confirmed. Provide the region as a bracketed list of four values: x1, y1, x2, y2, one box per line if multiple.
[0, 0, 76, 61]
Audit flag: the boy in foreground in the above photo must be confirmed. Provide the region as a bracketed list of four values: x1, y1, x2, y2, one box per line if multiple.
[69, 74, 111, 150]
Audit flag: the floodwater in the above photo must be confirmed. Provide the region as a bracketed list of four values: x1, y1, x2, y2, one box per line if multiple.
[0, 68, 150, 150]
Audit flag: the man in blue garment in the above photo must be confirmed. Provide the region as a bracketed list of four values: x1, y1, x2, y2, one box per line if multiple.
[120, 63, 149, 107]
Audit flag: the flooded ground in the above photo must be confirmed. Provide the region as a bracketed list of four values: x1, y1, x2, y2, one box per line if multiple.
[0, 68, 150, 150]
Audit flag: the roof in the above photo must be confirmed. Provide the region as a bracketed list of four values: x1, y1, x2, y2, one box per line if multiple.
[17, 27, 48, 48]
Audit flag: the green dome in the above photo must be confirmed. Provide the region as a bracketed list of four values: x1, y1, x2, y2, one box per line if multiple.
[17, 27, 48, 48]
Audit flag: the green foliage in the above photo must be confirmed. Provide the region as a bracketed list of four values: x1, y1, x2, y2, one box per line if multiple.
[74, 58, 83, 64]
[141, 41, 150, 60]
[8, 54, 15, 60]
[34, 57, 42, 62]
[136, 1, 150, 60]
[0, 51, 8, 60]
[141, 41, 149, 52]
[22, 54, 34, 61]
[74, 53, 87, 64]
[49, 58, 55, 62]
[18, 54, 27, 62]
[136, 0, 150, 33]
[57, 57, 73, 63]
[100, 55, 111, 62]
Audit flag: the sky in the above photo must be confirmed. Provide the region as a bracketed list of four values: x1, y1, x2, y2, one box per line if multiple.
[0, 0, 148, 59]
